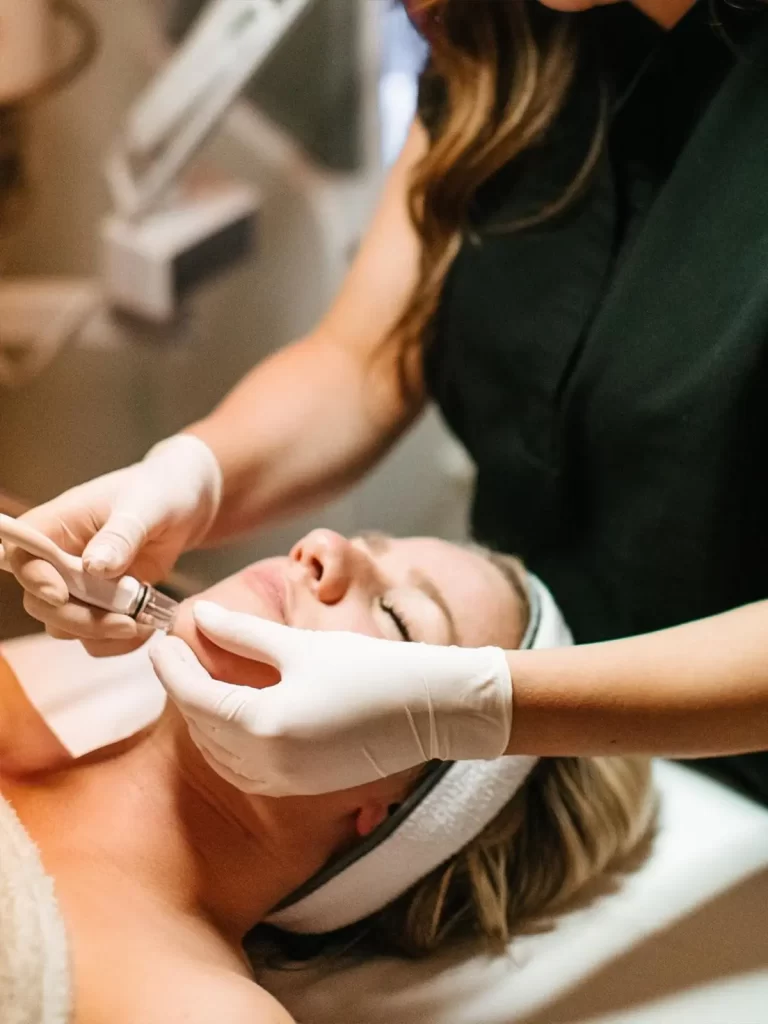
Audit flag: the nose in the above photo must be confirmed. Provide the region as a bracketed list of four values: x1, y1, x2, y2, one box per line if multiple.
[290, 529, 355, 604]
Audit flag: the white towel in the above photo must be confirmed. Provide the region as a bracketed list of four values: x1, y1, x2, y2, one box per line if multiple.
[0, 792, 71, 1024]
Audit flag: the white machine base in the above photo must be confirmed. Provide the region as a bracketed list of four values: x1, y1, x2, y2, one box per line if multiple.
[102, 179, 258, 323]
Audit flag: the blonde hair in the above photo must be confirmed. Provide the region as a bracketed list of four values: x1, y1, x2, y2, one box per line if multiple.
[257, 754, 655, 963]
[363, 754, 656, 957]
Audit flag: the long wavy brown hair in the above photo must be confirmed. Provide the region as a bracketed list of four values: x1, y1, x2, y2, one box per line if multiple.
[386, 0, 602, 402]
[388, 0, 763, 402]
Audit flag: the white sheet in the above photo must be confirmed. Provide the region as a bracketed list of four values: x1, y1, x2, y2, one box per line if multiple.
[255, 762, 768, 1024]
[1, 633, 166, 756]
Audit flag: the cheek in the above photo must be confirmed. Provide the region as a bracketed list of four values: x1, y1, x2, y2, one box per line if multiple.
[303, 603, 380, 639]
[192, 631, 280, 689]
[171, 601, 280, 690]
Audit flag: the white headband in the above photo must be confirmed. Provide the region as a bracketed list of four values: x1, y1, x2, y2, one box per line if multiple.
[265, 573, 573, 935]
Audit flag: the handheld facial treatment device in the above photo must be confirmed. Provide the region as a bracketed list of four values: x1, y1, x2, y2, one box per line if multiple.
[102, 0, 312, 322]
[0, 514, 178, 632]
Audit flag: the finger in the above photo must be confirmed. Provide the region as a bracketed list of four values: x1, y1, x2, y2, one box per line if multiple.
[192, 601, 293, 668]
[82, 636, 151, 658]
[83, 511, 150, 577]
[186, 718, 245, 771]
[186, 723, 275, 795]
[6, 550, 69, 606]
[149, 635, 258, 722]
[15, 500, 93, 552]
[184, 717, 273, 785]
[186, 697, 298, 797]
[23, 593, 140, 641]
[46, 626, 79, 641]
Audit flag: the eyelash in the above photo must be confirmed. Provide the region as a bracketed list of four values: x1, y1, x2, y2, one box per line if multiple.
[379, 598, 413, 642]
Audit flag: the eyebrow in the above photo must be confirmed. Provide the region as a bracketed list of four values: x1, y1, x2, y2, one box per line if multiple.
[357, 532, 459, 644]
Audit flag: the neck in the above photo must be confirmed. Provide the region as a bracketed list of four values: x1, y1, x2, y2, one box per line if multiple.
[633, 0, 697, 29]
[109, 708, 341, 940]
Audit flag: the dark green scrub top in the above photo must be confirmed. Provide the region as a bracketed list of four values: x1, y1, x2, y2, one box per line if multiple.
[420, 4, 768, 798]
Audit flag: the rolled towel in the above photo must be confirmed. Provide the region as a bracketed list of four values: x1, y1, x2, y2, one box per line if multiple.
[0, 792, 70, 1024]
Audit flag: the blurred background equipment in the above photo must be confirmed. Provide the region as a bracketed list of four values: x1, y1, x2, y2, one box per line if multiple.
[108, 0, 312, 220]
[0, 0, 99, 233]
[0, 0, 473, 642]
[0, 0, 68, 104]
[102, 0, 319, 322]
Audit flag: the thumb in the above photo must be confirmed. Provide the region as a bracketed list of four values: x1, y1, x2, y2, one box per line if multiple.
[83, 511, 150, 577]
[150, 634, 258, 723]
[193, 601, 295, 669]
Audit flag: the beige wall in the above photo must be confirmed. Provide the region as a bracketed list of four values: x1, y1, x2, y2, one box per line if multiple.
[0, 0, 472, 597]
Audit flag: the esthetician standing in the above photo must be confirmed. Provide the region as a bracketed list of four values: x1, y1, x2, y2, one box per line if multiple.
[7, 0, 768, 800]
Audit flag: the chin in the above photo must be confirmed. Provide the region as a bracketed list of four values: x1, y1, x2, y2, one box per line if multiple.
[168, 555, 292, 689]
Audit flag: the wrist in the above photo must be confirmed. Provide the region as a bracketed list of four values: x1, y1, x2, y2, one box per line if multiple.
[437, 645, 513, 761]
[184, 417, 255, 537]
[143, 433, 223, 545]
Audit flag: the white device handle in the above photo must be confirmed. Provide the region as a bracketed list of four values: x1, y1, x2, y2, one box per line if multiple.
[0, 514, 144, 616]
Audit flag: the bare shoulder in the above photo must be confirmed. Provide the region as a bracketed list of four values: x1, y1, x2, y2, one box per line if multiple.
[78, 958, 295, 1024]
[186, 971, 296, 1024]
[205, 973, 296, 1024]
[64, 879, 296, 1024]
[146, 969, 296, 1024]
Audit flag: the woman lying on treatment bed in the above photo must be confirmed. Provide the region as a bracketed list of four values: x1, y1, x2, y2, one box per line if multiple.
[0, 529, 655, 1024]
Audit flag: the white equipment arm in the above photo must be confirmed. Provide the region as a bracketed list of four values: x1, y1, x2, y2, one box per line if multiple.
[106, 0, 312, 221]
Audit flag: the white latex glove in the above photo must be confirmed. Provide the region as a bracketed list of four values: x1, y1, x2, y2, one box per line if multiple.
[5, 435, 221, 656]
[150, 600, 513, 796]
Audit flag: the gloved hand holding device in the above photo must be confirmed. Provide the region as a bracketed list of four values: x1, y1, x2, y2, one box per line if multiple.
[4, 435, 222, 655]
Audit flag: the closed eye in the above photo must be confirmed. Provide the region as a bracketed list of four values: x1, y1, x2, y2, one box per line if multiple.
[379, 598, 412, 642]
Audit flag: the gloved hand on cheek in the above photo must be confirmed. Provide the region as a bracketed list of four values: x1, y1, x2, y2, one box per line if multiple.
[170, 596, 280, 691]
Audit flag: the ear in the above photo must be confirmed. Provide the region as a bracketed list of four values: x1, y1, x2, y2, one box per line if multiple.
[354, 801, 390, 839]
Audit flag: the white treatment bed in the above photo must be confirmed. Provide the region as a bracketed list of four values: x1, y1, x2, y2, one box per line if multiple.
[255, 761, 768, 1024]
[4, 635, 768, 1023]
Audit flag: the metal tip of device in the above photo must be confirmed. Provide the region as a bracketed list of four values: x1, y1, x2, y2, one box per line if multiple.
[136, 587, 180, 632]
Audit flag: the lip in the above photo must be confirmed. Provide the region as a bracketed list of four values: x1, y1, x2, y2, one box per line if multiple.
[240, 562, 289, 623]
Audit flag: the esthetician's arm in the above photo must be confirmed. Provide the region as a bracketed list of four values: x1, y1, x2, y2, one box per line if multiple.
[7, 123, 427, 650]
[506, 599, 768, 759]
[190, 121, 428, 542]
[150, 598, 768, 798]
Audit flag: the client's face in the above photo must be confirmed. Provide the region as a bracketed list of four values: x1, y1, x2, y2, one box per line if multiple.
[169, 531, 527, 857]
[172, 530, 527, 689]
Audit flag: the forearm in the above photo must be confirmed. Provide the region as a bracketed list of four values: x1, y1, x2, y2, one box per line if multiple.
[0, 123, 427, 660]
[189, 121, 427, 545]
[506, 600, 768, 758]
[189, 332, 419, 543]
